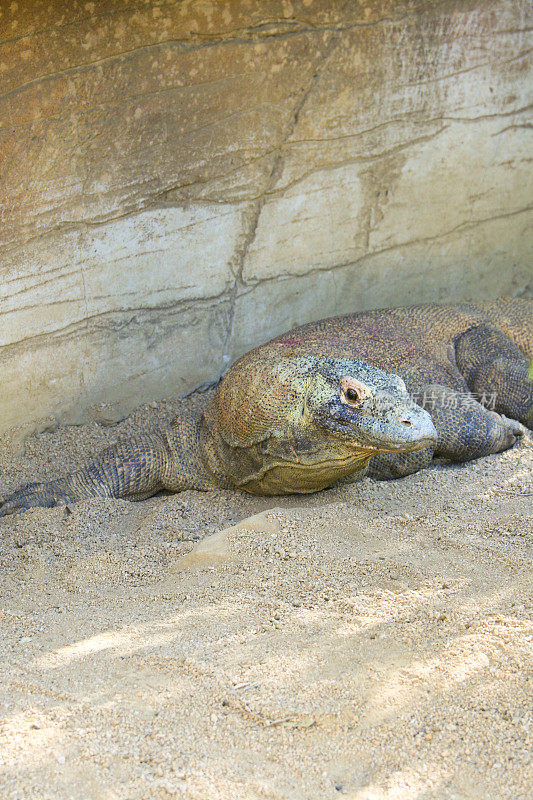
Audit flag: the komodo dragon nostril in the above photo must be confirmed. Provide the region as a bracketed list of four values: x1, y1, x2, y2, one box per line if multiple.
[400, 418, 413, 426]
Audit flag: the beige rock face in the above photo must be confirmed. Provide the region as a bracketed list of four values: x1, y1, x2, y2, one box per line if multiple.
[0, 0, 532, 434]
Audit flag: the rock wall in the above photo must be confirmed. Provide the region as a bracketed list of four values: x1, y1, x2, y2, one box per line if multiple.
[1, 0, 531, 436]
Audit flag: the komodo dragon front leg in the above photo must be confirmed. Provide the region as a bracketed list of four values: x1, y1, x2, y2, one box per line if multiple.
[0, 412, 216, 516]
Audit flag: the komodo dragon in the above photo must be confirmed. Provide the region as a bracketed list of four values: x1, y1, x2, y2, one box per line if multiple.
[1, 297, 531, 516]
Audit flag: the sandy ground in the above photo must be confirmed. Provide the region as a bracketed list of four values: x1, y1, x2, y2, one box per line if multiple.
[0, 394, 531, 800]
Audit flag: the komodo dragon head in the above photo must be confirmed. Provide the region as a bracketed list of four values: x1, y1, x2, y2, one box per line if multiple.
[203, 354, 437, 495]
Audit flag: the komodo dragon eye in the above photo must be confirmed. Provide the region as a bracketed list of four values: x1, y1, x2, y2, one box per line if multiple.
[346, 388, 360, 403]
[341, 378, 371, 408]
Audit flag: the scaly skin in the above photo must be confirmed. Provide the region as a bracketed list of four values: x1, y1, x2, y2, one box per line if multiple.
[1, 298, 531, 515]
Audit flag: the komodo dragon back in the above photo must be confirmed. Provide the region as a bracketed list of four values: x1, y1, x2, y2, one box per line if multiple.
[1, 298, 531, 515]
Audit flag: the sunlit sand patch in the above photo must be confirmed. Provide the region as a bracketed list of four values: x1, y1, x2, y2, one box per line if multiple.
[34, 606, 241, 670]
[0, 709, 62, 770]
[352, 765, 449, 800]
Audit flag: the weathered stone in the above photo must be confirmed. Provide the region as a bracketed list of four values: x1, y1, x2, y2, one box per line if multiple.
[0, 0, 531, 434]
